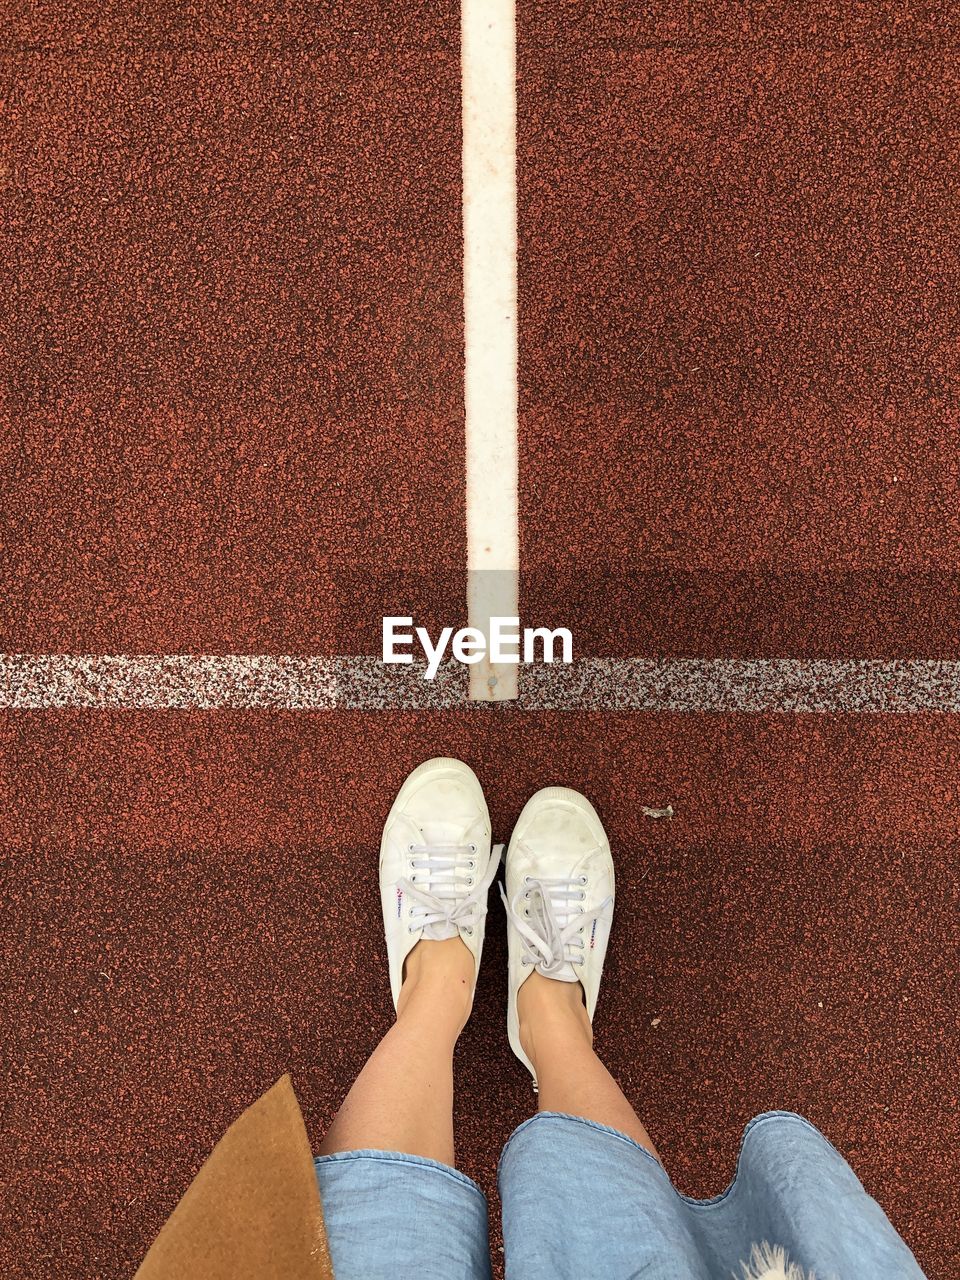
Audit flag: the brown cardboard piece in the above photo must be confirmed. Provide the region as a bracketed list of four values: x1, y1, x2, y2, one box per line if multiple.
[134, 1075, 333, 1280]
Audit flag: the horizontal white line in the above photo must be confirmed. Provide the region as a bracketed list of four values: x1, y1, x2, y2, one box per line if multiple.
[517, 658, 960, 711]
[0, 655, 462, 710]
[4, 656, 960, 711]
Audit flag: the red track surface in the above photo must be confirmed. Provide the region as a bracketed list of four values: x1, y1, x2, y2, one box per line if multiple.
[4, 714, 959, 1278]
[519, 7, 960, 654]
[1, 5, 464, 653]
[4, 5, 959, 1279]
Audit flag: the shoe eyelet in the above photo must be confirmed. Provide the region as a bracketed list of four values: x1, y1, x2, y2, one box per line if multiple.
[407, 843, 416, 853]
[466, 877, 474, 886]
[579, 891, 586, 901]
[521, 957, 530, 966]
[523, 875, 532, 885]
[523, 908, 530, 917]
[578, 926, 584, 934]
[468, 859, 476, 870]
[464, 926, 474, 936]
[468, 843, 478, 854]
[578, 875, 587, 885]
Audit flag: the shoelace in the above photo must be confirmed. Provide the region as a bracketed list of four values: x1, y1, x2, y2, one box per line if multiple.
[500, 873, 613, 975]
[397, 842, 503, 935]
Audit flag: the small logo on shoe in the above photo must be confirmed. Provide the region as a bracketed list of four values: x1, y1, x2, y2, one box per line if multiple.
[590, 919, 598, 949]
[396, 887, 403, 918]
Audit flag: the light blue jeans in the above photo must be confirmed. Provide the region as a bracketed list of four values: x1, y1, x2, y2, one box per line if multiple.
[314, 1110, 925, 1279]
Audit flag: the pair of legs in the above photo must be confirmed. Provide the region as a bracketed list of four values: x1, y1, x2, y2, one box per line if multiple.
[319, 935, 657, 1166]
[314, 763, 927, 1280]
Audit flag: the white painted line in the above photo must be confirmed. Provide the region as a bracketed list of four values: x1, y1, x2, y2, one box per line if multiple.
[516, 659, 960, 712]
[462, 0, 519, 703]
[0, 655, 464, 710]
[5, 656, 960, 711]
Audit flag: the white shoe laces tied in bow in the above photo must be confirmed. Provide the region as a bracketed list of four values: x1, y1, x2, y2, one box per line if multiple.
[501, 873, 613, 976]
[398, 842, 503, 938]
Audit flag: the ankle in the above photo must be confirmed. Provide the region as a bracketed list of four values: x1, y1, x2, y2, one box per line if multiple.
[397, 938, 475, 1031]
[517, 971, 593, 1071]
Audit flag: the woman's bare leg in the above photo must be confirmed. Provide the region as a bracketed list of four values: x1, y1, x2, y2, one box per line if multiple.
[318, 937, 473, 1167]
[517, 970, 660, 1159]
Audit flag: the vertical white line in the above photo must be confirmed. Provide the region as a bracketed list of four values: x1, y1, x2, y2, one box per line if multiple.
[462, 0, 520, 701]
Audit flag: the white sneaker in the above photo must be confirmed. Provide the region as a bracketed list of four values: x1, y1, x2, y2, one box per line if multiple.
[380, 757, 502, 1010]
[501, 786, 615, 1086]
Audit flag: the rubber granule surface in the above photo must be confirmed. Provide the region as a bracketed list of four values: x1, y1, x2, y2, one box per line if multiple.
[1, 6, 465, 653]
[518, 8, 960, 655]
[4, 3, 959, 1279]
[4, 711, 959, 1278]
